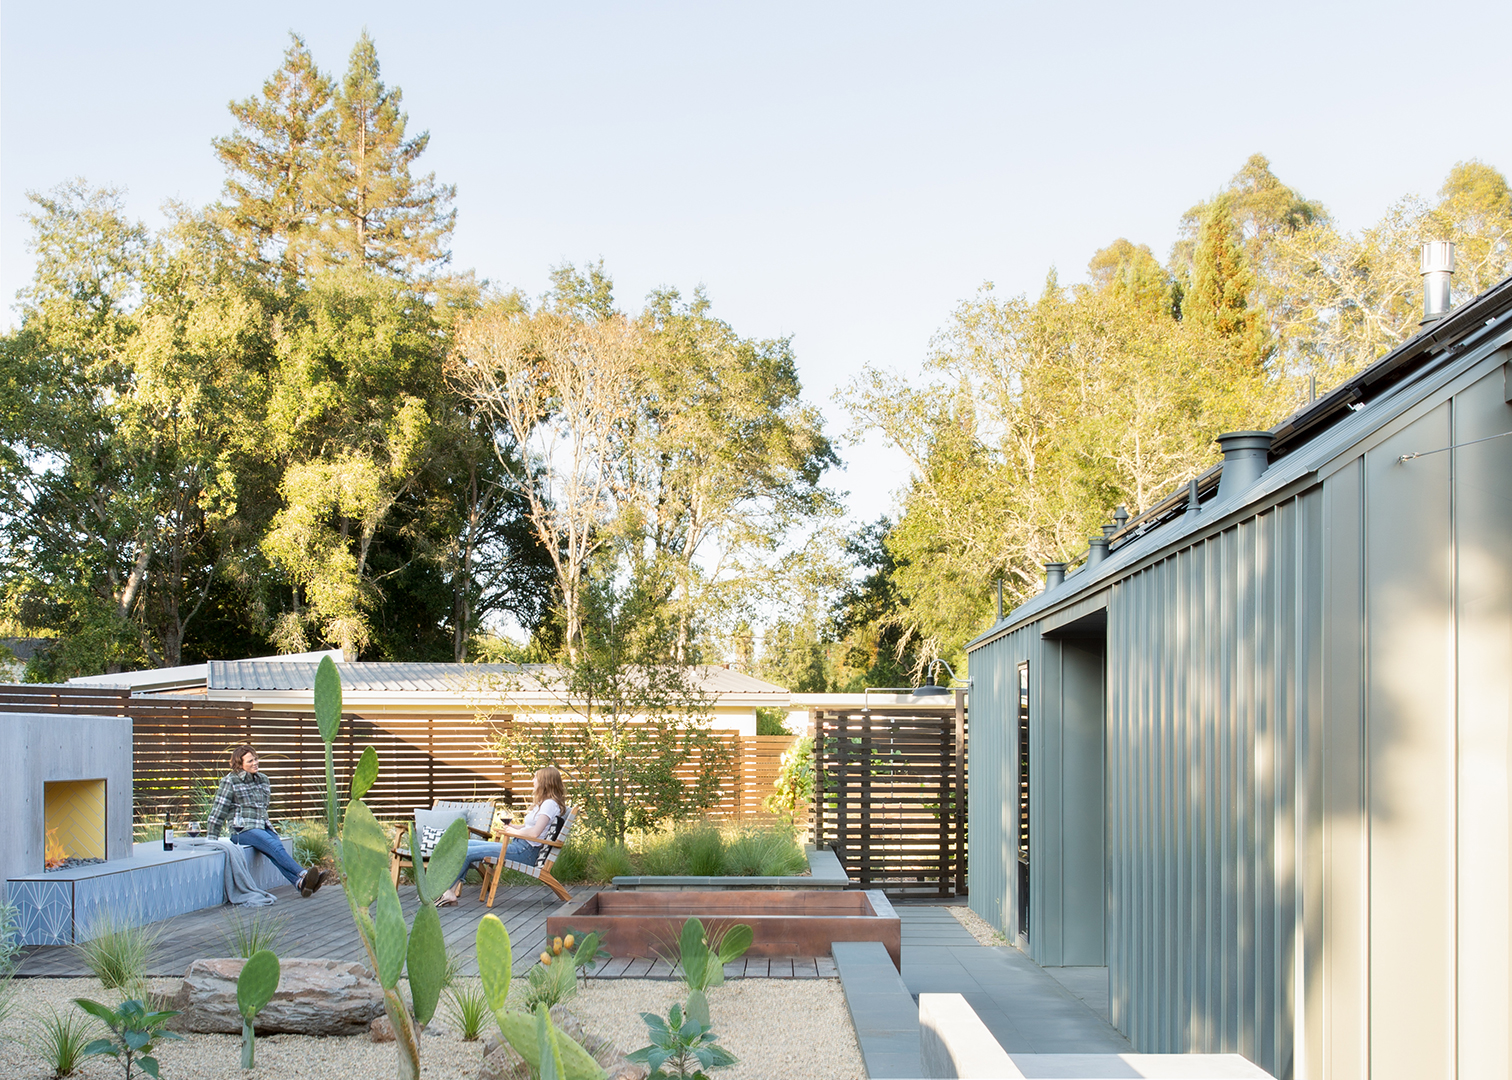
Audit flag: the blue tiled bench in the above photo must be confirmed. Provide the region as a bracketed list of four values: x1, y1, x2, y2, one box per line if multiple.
[7, 837, 296, 946]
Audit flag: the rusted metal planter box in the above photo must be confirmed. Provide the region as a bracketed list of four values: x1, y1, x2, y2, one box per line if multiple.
[548, 888, 901, 971]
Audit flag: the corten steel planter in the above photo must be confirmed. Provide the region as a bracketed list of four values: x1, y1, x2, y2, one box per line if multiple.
[547, 888, 902, 971]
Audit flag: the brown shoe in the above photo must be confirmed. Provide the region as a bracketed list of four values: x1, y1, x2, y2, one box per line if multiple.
[298, 867, 323, 897]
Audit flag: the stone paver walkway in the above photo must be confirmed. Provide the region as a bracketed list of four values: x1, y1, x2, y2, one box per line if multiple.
[839, 902, 1132, 1077]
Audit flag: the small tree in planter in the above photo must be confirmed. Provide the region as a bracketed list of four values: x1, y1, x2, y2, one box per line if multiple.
[494, 575, 730, 847]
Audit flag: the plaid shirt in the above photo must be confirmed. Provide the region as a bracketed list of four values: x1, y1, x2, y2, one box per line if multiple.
[205, 771, 274, 838]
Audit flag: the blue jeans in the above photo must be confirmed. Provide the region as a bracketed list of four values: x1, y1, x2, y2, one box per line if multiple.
[233, 828, 305, 886]
[453, 840, 502, 888]
[505, 837, 542, 866]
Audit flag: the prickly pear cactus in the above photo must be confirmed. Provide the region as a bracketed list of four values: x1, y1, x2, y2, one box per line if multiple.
[321, 660, 472, 1080]
[236, 949, 280, 1069]
[314, 656, 343, 839]
[475, 915, 606, 1080]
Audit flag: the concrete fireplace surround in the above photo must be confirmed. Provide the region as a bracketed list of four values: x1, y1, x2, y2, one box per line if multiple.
[3, 710, 300, 945]
[0, 711, 134, 900]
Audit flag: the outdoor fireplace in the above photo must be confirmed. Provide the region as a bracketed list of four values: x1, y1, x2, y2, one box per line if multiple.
[1, 711, 133, 899]
[43, 779, 108, 871]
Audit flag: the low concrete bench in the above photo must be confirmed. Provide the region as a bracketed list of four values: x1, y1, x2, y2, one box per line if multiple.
[919, 993, 1276, 1079]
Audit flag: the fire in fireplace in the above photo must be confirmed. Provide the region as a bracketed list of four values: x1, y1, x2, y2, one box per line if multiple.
[42, 779, 108, 873]
[45, 828, 67, 870]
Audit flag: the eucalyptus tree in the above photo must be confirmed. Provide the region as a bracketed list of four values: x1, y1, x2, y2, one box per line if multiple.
[630, 287, 839, 661]
[450, 294, 642, 661]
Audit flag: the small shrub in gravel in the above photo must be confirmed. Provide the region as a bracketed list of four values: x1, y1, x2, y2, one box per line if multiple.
[444, 982, 490, 1041]
[25, 1005, 98, 1077]
[75, 911, 162, 991]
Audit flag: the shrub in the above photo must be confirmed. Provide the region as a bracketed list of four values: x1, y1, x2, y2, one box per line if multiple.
[444, 981, 489, 1041]
[755, 708, 790, 736]
[217, 908, 288, 959]
[722, 825, 806, 877]
[635, 830, 680, 877]
[75, 911, 161, 992]
[289, 820, 336, 869]
[73, 997, 181, 1079]
[679, 822, 724, 877]
[26, 1006, 98, 1076]
[587, 841, 634, 882]
[549, 836, 592, 883]
[764, 735, 813, 821]
[0, 897, 19, 1038]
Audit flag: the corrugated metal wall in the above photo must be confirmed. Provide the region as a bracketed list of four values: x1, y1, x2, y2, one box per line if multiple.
[967, 352, 1512, 1080]
[1106, 491, 1322, 1078]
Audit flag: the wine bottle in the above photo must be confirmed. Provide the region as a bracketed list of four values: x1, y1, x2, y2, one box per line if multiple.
[163, 811, 174, 852]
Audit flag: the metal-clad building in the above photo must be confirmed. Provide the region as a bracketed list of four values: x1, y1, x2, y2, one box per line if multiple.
[966, 266, 1512, 1080]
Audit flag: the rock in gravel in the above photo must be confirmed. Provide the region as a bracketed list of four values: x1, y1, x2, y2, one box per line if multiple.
[479, 1035, 530, 1080]
[166, 958, 384, 1036]
[478, 1012, 646, 1080]
[550, 1005, 648, 1080]
[369, 1014, 395, 1042]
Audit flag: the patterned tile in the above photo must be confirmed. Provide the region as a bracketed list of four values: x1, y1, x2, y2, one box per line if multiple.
[9, 878, 74, 946]
[74, 858, 223, 941]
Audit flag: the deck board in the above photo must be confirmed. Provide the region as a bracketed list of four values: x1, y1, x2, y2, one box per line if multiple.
[14, 882, 841, 982]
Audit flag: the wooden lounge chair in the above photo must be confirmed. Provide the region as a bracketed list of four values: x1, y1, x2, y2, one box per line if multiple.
[389, 800, 499, 887]
[478, 805, 576, 905]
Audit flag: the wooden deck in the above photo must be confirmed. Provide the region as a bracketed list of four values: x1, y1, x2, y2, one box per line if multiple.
[13, 883, 836, 980]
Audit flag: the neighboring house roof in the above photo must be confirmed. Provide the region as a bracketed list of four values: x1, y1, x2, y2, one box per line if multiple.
[66, 650, 345, 693]
[0, 638, 51, 663]
[197, 660, 790, 709]
[971, 272, 1512, 650]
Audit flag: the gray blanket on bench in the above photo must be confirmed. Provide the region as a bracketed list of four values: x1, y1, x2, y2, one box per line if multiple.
[180, 837, 277, 906]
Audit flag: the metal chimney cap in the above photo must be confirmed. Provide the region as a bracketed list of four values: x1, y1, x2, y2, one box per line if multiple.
[1215, 431, 1275, 454]
[1421, 240, 1455, 321]
[1421, 241, 1455, 273]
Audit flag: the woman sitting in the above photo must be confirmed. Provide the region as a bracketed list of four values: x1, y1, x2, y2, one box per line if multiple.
[435, 766, 565, 906]
[205, 744, 326, 897]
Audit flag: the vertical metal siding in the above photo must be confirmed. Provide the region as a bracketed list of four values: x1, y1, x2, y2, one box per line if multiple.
[1102, 491, 1320, 1079]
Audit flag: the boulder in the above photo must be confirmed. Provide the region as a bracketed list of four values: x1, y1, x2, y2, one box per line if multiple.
[165, 958, 384, 1036]
[479, 1035, 530, 1080]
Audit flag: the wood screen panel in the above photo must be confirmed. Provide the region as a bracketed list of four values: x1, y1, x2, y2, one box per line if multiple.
[812, 707, 967, 896]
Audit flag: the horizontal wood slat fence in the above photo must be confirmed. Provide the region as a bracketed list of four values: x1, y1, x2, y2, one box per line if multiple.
[811, 703, 967, 897]
[0, 685, 796, 827]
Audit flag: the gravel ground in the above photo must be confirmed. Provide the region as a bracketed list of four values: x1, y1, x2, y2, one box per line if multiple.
[0, 975, 863, 1080]
[949, 903, 1010, 946]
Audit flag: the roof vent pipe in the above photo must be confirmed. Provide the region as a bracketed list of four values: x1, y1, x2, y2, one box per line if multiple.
[1101, 522, 1118, 539]
[1421, 241, 1455, 323]
[1113, 505, 1129, 530]
[1044, 562, 1066, 591]
[1184, 477, 1201, 519]
[1087, 536, 1110, 567]
[1215, 431, 1274, 502]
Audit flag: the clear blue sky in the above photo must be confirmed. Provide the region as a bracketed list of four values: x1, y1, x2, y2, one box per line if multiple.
[4, 1, 1510, 527]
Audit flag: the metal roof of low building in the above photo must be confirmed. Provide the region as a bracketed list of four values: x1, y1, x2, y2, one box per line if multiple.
[206, 660, 789, 700]
[67, 650, 344, 693]
[969, 272, 1512, 651]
